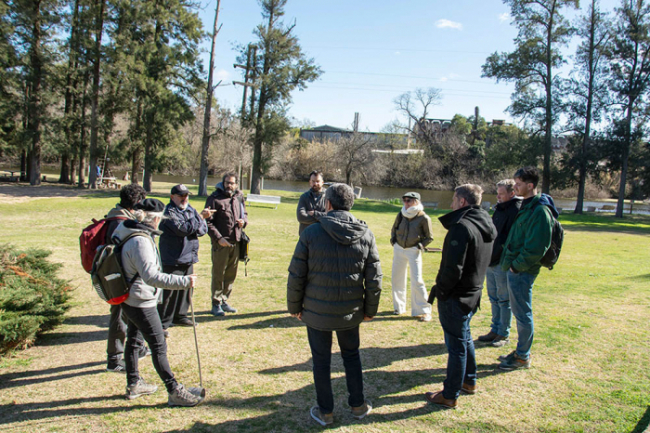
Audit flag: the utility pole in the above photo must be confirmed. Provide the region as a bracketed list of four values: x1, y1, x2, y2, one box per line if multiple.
[233, 44, 257, 126]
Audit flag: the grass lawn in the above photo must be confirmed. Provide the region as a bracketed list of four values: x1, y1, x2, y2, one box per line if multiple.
[0, 181, 649, 432]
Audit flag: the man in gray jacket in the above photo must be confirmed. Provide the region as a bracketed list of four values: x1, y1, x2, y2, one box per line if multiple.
[287, 183, 382, 426]
[296, 170, 327, 235]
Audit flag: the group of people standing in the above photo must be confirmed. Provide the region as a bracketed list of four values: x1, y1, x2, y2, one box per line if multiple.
[100, 172, 248, 407]
[288, 166, 556, 425]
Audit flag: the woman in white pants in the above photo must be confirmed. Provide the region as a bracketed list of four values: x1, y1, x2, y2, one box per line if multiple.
[390, 192, 434, 321]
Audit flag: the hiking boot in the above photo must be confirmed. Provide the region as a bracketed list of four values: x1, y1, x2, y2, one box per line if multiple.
[478, 331, 498, 342]
[173, 318, 195, 327]
[461, 382, 477, 395]
[221, 302, 237, 313]
[499, 353, 531, 370]
[425, 391, 457, 409]
[351, 399, 372, 420]
[168, 384, 202, 407]
[211, 304, 225, 317]
[106, 358, 126, 373]
[310, 406, 334, 426]
[491, 335, 509, 348]
[126, 378, 158, 400]
[498, 350, 516, 362]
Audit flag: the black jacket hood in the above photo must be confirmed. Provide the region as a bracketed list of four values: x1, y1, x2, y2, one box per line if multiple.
[439, 205, 497, 243]
[319, 210, 369, 245]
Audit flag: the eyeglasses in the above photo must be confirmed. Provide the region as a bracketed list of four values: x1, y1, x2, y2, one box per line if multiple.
[224, 181, 237, 185]
[403, 198, 413, 203]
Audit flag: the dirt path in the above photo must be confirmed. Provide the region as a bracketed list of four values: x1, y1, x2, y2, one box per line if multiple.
[0, 183, 105, 203]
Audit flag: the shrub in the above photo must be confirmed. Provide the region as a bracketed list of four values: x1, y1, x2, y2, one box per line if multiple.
[0, 244, 72, 354]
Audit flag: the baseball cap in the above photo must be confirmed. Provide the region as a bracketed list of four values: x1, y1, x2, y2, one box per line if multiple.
[171, 184, 191, 196]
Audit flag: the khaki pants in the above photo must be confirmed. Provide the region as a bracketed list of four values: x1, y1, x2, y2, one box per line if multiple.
[211, 243, 240, 305]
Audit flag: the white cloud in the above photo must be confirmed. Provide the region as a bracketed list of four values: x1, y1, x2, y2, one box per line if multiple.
[498, 13, 510, 23]
[215, 69, 230, 82]
[395, 51, 401, 56]
[440, 77, 448, 82]
[435, 19, 463, 30]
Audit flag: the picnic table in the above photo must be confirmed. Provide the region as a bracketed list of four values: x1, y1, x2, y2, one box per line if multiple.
[99, 177, 121, 189]
[0, 170, 21, 182]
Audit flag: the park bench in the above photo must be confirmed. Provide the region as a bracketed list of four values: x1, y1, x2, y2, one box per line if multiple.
[246, 194, 281, 209]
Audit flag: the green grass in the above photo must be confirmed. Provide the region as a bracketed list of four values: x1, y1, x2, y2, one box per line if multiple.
[0, 182, 649, 432]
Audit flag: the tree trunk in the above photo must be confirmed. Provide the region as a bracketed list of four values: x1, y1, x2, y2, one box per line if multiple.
[27, 1, 43, 186]
[131, 149, 141, 185]
[143, 109, 154, 192]
[615, 104, 634, 218]
[88, 0, 106, 189]
[59, 152, 70, 183]
[77, 69, 90, 188]
[20, 149, 27, 182]
[199, 0, 221, 197]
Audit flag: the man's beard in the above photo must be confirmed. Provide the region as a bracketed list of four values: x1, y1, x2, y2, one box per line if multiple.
[225, 189, 234, 197]
[177, 203, 188, 210]
[311, 186, 322, 194]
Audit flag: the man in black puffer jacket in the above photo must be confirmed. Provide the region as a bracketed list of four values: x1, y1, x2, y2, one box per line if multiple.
[287, 183, 382, 426]
[425, 184, 497, 410]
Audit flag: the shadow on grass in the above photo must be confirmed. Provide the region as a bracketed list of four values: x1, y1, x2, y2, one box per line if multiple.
[0, 394, 162, 425]
[227, 315, 304, 330]
[191, 309, 287, 325]
[63, 314, 109, 327]
[629, 274, 650, 281]
[0, 361, 105, 391]
[161, 365, 508, 432]
[37, 330, 106, 346]
[631, 406, 650, 433]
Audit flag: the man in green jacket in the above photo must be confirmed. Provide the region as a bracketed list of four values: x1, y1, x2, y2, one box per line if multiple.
[498, 166, 557, 370]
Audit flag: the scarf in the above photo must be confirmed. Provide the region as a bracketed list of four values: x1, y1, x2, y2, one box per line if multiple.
[401, 202, 423, 219]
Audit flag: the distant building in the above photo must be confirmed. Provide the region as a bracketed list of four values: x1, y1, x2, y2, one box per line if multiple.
[299, 125, 408, 148]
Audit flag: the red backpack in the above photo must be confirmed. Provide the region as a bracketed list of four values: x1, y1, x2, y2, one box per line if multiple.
[79, 217, 127, 273]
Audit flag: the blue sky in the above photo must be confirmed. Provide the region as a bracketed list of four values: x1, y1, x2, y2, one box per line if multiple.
[197, 0, 621, 132]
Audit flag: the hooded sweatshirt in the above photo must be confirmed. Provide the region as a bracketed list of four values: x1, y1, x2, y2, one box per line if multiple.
[113, 220, 191, 309]
[287, 210, 383, 331]
[205, 182, 247, 244]
[428, 205, 497, 314]
[105, 204, 135, 244]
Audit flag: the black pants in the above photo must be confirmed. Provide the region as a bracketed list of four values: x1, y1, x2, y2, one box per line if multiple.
[158, 264, 193, 329]
[307, 326, 365, 414]
[122, 303, 178, 393]
[106, 304, 127, 363]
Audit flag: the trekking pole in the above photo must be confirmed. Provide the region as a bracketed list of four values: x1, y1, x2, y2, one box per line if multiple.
[189, 288, 203, 389]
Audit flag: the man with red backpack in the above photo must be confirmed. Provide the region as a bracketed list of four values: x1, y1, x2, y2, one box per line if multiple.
[103, 184, 149, 372]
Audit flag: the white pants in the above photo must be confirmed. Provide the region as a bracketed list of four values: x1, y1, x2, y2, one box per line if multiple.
[391, 244, 431, 316]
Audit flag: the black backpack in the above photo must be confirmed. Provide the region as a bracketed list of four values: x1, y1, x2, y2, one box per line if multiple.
[535, 203, 564, 270]
[90, 232, 146, 304]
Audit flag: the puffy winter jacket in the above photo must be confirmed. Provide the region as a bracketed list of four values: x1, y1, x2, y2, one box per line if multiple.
[390, 210, 434, 249]
[113, 220, 191, 309]
[287, 210, 383, 331]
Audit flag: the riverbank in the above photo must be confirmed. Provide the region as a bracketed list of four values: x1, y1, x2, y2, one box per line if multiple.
[0, 183, 649, 432]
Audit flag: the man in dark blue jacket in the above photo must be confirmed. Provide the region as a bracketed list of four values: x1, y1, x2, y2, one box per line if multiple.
[158, 184, 209, 329]
[287, 183, 382, 426]
[426, 184, 497, 409]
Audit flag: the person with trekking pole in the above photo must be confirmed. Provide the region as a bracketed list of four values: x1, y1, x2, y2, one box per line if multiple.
[111, 198, 205, 407]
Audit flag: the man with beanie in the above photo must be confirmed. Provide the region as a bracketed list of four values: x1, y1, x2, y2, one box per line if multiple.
[288, 183, 382, 426]
[158, 184, 210, 329]
[205, 172, 248, 316]
[425, 184, 496, 409]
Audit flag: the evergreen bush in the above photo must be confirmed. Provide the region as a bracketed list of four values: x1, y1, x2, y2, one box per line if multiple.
[0, 244, 72, 354]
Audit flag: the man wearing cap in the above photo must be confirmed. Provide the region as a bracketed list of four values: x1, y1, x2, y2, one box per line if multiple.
[158, 184, 211, 329]
[390, 191, 434, 322]
[205, 172, 248, 316]
[297, 170, 327, 235]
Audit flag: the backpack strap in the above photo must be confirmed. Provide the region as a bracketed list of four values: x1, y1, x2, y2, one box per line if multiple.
[114, 232, 149, 288]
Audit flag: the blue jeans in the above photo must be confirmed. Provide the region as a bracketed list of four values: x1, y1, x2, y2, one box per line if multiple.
[307, 326, 365, 414]
[437, 297, 476, 400]
[507, 271, 537, 359]
[485, 266, 512, 337]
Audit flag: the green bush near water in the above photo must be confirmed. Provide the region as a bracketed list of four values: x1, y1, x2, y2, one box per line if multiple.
[0, 244, 71, 354]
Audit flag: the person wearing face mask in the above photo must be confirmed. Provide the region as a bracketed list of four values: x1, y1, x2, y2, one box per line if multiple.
[158, 184, 211, 331]
[390, 192, 434, 322]
[205, 172, 248, 317]
[297, 170, 327, 235]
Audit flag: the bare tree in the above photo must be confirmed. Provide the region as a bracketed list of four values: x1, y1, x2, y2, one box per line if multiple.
[393, 88, 443, 149]
[336, 132, 376, 188]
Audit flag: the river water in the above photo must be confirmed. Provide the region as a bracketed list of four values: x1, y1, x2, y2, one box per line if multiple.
[5, 166, 648, 214]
